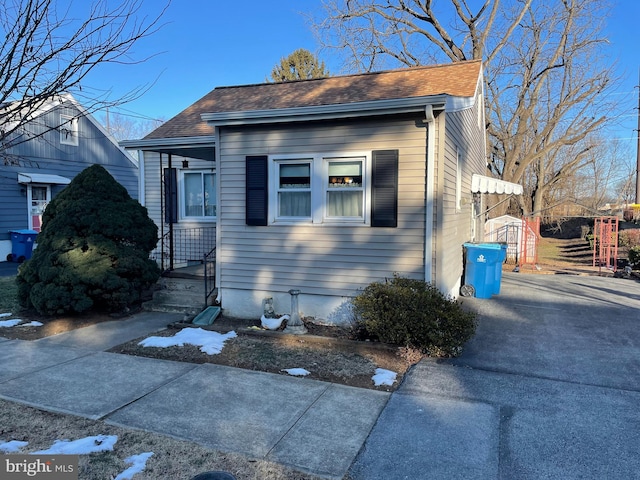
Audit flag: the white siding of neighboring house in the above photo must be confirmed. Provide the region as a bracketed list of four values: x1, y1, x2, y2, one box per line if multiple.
[217, 116, 429, 323]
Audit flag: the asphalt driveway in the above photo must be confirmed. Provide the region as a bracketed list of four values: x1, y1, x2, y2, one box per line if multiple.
[350, 272, 640, 479]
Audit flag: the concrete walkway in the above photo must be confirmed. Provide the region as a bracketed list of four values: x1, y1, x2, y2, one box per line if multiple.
[350, 272, 640, 479]
[2, 272, 640, 479]
[0, 311, 388, 479]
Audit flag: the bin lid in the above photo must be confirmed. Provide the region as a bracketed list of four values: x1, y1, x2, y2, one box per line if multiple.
[10, 229, 39, 235]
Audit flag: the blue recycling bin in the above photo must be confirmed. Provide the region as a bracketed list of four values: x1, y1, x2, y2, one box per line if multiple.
[463, 243, 506, 298]
[491, 243, 508, 295]
[8, 229, 38, 263]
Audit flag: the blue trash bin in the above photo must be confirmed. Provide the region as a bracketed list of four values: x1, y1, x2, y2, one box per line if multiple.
[462, 243, 505, 298]
[8, 229, 38, 263]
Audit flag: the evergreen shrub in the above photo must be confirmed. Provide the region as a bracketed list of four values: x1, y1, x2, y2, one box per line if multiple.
[17, 165, 160, 315]
[351, 274, 477, 357]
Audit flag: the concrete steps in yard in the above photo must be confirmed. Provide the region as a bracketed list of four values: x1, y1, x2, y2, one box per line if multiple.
[143, 275, 216, 317]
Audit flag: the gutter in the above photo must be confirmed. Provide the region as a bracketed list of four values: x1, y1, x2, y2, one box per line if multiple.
[201, 95, 450, 126]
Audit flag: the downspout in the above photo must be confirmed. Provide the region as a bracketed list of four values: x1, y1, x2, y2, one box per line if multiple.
[424, 105, 435, 284]
[138, 149, 145, 206]
[215, 134, 222, 305]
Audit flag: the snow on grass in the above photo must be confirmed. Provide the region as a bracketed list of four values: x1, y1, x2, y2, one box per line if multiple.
[32, 434, 118, 454]
[114, 452, 154, 480]
[372, 368, 397, 386]
[0, 319, 21, 328]
[18, 321, 43, 327]
[0, 313, 12, 318]
[0, 440, 29, 453]
[139, 328, 237, 355]
[281, 368, 310, 376]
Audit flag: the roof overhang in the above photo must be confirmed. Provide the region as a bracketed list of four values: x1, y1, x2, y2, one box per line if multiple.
[201, 95, 450, 126]
[18, 173, 71, 185]
[472, 174, 523, 195]
[120, 136, 216, 161]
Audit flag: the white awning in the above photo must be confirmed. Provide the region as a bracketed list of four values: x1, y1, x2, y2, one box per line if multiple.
[471, 174, 523, 195]
[18, 173, 71, 185]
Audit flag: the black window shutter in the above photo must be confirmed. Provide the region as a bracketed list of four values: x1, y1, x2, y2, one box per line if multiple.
[246, 156, 268, 226]
[163, 167, 178, 224]
[371, 150, 398, 227]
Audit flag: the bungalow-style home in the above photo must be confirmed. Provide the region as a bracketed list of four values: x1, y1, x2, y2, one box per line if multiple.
[0, 93, 139, 261]
[123, 60, 521, 324]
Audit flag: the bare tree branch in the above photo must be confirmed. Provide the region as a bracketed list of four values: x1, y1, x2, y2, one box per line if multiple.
[0, 0, 169, 164]
[312, 0, 620, 216]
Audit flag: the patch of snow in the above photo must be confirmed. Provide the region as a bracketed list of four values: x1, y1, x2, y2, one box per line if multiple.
[114, 452, 154, 480]
[18, 321, 43, 327]
[32, 434, 118, 454]
[282, 368, 310, 376]
[0, 313, 12, 318]
[139, 328, 237, 355]
[0, 319, 21, 328]
[372, 368, 397, 386]
[261, 314, 289, 330]
[0, 440, 29, 453]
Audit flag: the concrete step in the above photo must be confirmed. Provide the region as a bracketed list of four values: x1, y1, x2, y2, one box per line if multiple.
[157, 277, 205, 293]
[142, 299, 202, 317]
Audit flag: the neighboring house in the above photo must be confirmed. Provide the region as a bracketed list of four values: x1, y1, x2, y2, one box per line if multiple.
[123, 60, 521, 324]
[0, 93, 139, 260]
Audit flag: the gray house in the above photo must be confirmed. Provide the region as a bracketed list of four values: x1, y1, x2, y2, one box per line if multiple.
[124, 60, 517, 323]
[0, 93, 138, 261]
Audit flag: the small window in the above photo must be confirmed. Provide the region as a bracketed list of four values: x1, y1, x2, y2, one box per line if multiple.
[183, 171, 216, 218]
[326, 159, 364, 218]
[277, 161, 311, 218]
[60, 114, 79, 146]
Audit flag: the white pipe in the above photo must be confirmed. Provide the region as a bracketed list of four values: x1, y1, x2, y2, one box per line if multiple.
[424, 109, 435, 284]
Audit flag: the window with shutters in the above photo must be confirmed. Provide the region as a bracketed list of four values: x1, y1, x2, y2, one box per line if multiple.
[246, 150, 397, 227]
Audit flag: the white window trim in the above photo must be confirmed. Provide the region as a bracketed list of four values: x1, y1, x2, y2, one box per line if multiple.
[179, 169, 217, 222]
[268, 151, 371, 225]
[59, 114, 79, 146]
[27, 184, 51, 231]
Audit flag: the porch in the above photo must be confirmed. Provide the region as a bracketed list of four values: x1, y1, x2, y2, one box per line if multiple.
[145, 226, 217, 316]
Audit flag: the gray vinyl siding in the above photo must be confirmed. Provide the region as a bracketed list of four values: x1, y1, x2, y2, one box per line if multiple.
[218, 116, 428, 297]
[437, 99, 487, 293]
[0, 103, 138, 242]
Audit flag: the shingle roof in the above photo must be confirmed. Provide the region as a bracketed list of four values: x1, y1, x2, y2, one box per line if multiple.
[145, 60, 482, 140]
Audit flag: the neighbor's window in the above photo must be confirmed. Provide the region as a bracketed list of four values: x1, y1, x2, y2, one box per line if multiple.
[183, 171, 216, 218]
[59, 114, 79, 146]
[326, 159, 364, 218]
[277, 161, 312, 218]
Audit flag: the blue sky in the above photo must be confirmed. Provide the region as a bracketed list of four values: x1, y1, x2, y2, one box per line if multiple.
[81, 0, 639, 147]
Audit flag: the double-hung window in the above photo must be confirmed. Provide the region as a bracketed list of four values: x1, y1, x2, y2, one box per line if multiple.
[182, 171, 216, 219]
[248, 150, 397, 227]
[270, 153, 369, 224]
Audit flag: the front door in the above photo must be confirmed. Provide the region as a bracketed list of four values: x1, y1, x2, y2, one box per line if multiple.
[28, 185, 50, 232]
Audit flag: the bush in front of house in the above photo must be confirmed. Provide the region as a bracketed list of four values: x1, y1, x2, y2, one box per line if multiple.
[17, 165, 160, 315]
[629, 246, 640, 269]
[351, 274, 477, 357]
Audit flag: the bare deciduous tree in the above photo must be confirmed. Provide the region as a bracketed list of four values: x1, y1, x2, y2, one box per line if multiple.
[313, 0, 620, 216]
[0, 0, 168, 164]
[101, 111, 165, 142]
